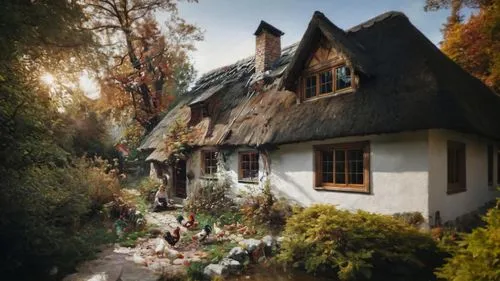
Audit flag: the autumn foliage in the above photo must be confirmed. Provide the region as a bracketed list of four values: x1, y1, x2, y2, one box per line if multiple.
[427, 0, 500, 93]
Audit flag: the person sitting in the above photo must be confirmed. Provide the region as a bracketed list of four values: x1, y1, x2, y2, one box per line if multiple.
[153, 184, 169, 212]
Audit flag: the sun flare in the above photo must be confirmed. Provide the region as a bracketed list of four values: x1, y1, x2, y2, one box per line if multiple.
[41, 73, 55, 85]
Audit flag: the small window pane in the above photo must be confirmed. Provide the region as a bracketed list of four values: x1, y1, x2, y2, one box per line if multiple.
[336, 66, 352, 90]
[305, 75, 317, 98]
[203, 151, 218, 176]
[319, 71, 333, 94]
[447, 141, 466, 193]
[348, 149, 364, 184]
[334, 149, 346, 184]
[321, 151, 334, 183]
[240, 152, 259, 182]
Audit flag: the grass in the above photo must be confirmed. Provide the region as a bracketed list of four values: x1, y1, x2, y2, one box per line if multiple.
[203, 241, 238, 263]
[116, 228, 149, 247]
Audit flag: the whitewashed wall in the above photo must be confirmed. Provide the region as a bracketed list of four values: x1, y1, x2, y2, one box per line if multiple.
[428, 129, 499, 223]
[181, 129, 498, 222]
[268, 131, 431, 218]
[186, 148, 265, 196]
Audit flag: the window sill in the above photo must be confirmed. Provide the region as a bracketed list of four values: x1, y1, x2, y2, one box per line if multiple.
[447, 189, 467, 195]
[238, 179, 259, 185]
[314, 186, 370, 194]
[304, 89, 354, 102]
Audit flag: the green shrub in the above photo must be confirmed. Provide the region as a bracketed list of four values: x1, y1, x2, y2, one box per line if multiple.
[435, 199, 500, 281]
[0, 157, 121, 279]
[185, 177, 235, 215]
[392, 212, 425, 227]
[186, 261, 207, 281]
[138, 177, 160, 203]
[277, 204, 444, 281]
[240, 180, 293, 229]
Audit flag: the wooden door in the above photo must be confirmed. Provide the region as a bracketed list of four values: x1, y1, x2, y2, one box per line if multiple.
[173, 159, 187, 198]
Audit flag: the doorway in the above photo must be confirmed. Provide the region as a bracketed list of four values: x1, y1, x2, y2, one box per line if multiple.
[173, 159, 187, 198]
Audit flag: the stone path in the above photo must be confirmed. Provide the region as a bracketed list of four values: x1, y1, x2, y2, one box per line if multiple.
[63, 208, 207, 281]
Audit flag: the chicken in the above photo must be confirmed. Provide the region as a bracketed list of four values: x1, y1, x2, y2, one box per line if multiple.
[177, 213, 198, 228]
[213, 223, 225, 238]
[164, 226, 181, 247]
[192, 225, 212, 242]
[155, 237, 167, 256]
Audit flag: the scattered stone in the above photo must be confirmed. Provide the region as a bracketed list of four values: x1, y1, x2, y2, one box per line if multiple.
[113, 247, 134, 255]
[219, 258, 242, 274]
[203, 264, 229, 278]
[239, 238, 263, 253]
[189, 257, 201, 263]
[148, 261, 163, 273]
[172, 258, 185, 265]
[226, 247, 248, 263]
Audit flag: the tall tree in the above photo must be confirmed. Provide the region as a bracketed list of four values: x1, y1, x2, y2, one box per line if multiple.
[83, 0, 202, 131]
[425, 0, 500, 93]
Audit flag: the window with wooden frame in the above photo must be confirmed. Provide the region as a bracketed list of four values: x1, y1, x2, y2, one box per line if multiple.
[314, 142, 370, 193]
[238, 151, 259, 183]
[487, 145, 494, 186]
[447, 141, 466, 194]
[301, 64, 353, 100]
[201, 150, 218, 178]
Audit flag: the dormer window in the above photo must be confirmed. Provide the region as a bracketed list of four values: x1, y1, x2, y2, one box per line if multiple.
[188, 103, 208, 126]
[305, 75, 317, 98]
[336, 65, 352, 90]
[301, 64, 353, 100]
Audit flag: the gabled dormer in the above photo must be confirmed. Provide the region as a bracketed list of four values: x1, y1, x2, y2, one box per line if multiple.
[282, 11, 373, 101]
[188, 84, 225, 126]
[299, 38, 355, 101]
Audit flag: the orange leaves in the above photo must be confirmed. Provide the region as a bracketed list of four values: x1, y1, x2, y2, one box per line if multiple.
[437, 0, 500, 92]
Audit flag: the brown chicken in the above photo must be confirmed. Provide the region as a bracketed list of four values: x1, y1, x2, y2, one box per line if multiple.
[164, 226, 181, 247]
[177, 213, 198, 229]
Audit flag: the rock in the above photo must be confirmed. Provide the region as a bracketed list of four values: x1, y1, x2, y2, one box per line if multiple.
[203, 263, 229, 278]
[189, 257, 201, 263]
[239, 238, 263, 253]
[226, 247, 248, 263]
[172, 258, 184, 265]
[148, 261, 163, 273]
[132, 254, 147, 266]
[113, 247, 134, 255]
[219, 258, 242, 274]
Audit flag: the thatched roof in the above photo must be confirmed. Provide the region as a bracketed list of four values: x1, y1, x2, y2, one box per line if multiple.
[140, 11, 500, 162]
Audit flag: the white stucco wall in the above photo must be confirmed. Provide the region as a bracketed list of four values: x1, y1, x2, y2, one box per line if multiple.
[187, 148, 266, 196]
[181, 129, 497, 222]
[428, 129, 499, 223]
[269, 131, 431, 218]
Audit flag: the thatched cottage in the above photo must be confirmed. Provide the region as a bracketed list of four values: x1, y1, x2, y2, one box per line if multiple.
[139, 11, 500, 224]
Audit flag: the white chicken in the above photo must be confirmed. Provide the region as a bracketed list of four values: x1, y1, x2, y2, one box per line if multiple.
[192, 225, 212, 242]
[155, 237, 167, 257]
[213, 223, 225, 239]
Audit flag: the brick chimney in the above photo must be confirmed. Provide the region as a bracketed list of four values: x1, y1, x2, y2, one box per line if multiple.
[254, 20, 284, 74]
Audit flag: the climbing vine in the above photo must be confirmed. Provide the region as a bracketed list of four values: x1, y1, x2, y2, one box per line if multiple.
[163, 118, 197, 165]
